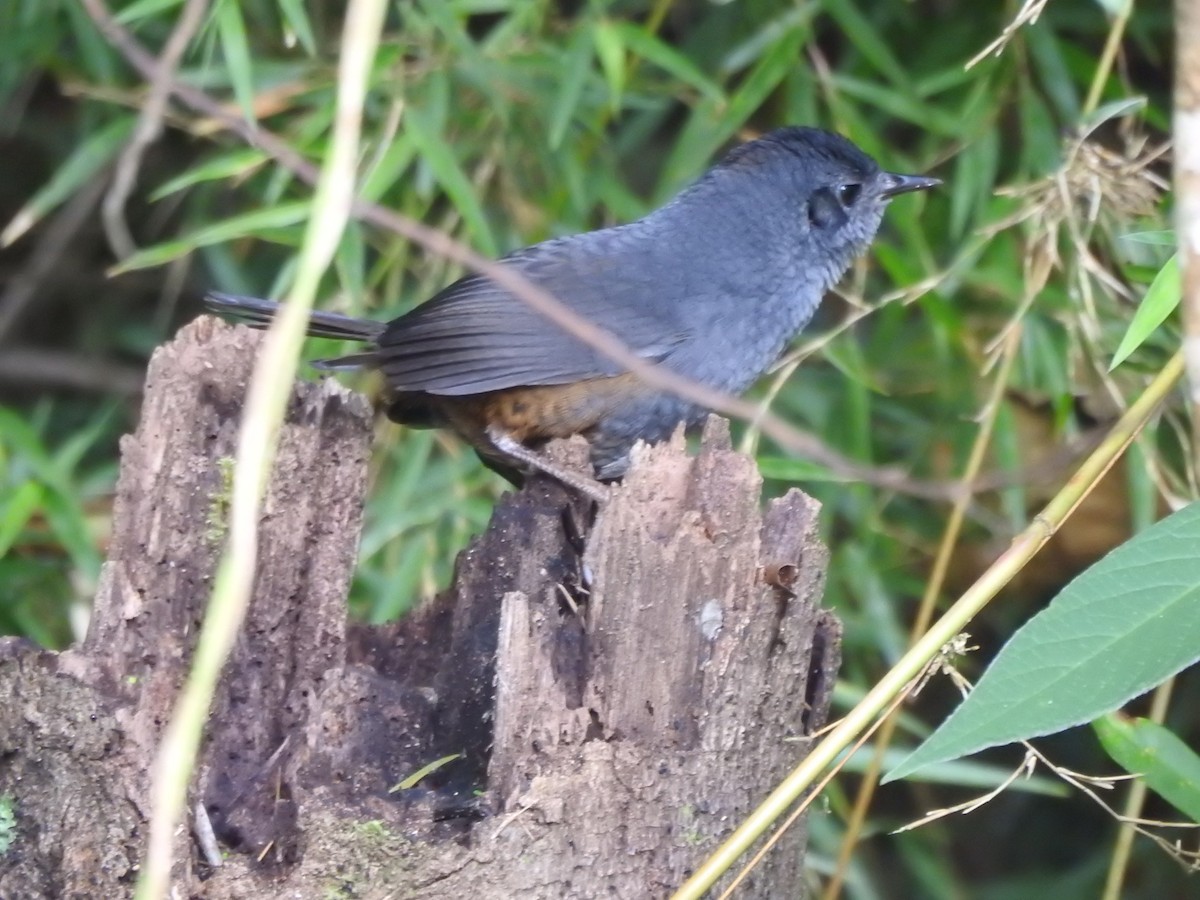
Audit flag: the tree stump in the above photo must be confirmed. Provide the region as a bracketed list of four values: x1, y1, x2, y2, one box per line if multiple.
[0, 318, 841, 898]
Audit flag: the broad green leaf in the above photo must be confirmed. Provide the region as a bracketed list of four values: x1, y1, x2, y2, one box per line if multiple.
[1025, 20, 1079, 123]
[1110, 254, 1178, 369]
[886, 501, 1200, 782]
[61, 0, 121, 83]
[1, 116, 135, 246]
[1094, 714, 1200, 823]
[112, 201, 310, 272]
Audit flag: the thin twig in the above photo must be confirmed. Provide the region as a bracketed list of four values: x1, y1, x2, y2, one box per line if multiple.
[101, 0, 210, 259]
[0, 346, 144, 394]
[965, 0, 1050, 70]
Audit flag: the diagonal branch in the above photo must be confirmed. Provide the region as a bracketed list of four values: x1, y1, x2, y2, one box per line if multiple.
[80, 0, 973, 503]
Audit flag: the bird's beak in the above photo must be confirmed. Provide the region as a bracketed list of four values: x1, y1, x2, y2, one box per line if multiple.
[880, 172, 941, 198]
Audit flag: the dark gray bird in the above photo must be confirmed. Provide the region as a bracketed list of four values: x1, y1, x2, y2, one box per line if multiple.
[207, 127, 938, 496]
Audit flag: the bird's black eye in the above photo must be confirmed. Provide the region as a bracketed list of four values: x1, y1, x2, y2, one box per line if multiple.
[837, 183, 863, 206]
[807, 188, 847, 229]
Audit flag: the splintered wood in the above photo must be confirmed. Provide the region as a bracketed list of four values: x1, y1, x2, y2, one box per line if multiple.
[0, 318, 840, 899]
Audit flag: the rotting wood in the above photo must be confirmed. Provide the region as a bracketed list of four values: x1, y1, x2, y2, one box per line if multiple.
[0, 318, 840, 899]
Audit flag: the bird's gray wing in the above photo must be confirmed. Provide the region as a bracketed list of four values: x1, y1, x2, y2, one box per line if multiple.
[365, 233, 689, 396]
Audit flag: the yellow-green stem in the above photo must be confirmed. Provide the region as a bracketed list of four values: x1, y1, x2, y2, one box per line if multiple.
[672, 351, 1183, 900]
[821, 326, 1023, 900]
[1100, 677, 1177, 900]
[133, 2, 387, 896]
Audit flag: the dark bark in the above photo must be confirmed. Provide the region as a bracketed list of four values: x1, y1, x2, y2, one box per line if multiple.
[0, 319, 840, 899]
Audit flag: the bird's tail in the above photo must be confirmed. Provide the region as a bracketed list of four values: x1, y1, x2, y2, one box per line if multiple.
[204, 292, 385, 370]
[204, 292, 386, 342]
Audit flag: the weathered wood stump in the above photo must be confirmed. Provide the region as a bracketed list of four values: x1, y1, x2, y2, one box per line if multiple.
[0, 318, 840, 898]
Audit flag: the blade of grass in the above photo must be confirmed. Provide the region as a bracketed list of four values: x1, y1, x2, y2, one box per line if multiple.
[134, 1, 388, 896]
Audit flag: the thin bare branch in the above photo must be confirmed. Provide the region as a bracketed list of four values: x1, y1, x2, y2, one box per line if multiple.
[101, 0, 210, 259]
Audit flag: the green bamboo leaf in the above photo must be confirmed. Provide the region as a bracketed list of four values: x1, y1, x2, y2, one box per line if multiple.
[830, 75, 963, 135]
[592, 19, 626, 113]
[1082, 95, 1146, 131]
[58, 0, 120, 84]
[360, 134, 417, 204]
[1, 116, 135, 246]
[948, 130, 999, 240]
[0, 408, 52, 475]
[216, 0, 257, 123]
[610, 21, 723, 103]
[887, 502, 1200, 782]
[335, 222, 367, 306]
[53, 405, 119, 475]
[663, 24, 806, 191]
[41, 487, 102, 580]
[404, 106, 498, 257]
[547, 25, 594, 150]
[1121, 230, 1175, 246]
[112, 201, 310, 273]
[0, 482, 43, 559]
[1110, 254, 1178, 369]
[758, 456, 854, 483]
[1095, 714, 1200, 823]
[390, 752, 463, 792]
[114, 0, 185, 24]
[720, 5, 817, 73]
[150, 149, 268, 200]
[821, 0, 910, 88]
[824, 336, 886, 393]
[276, 0, 318, 55]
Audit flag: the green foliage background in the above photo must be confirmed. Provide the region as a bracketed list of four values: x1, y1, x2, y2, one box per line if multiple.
[0, 0, 1194, 896]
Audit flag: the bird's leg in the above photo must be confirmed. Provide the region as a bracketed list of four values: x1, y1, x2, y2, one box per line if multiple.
[485, 426, 609, 503]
